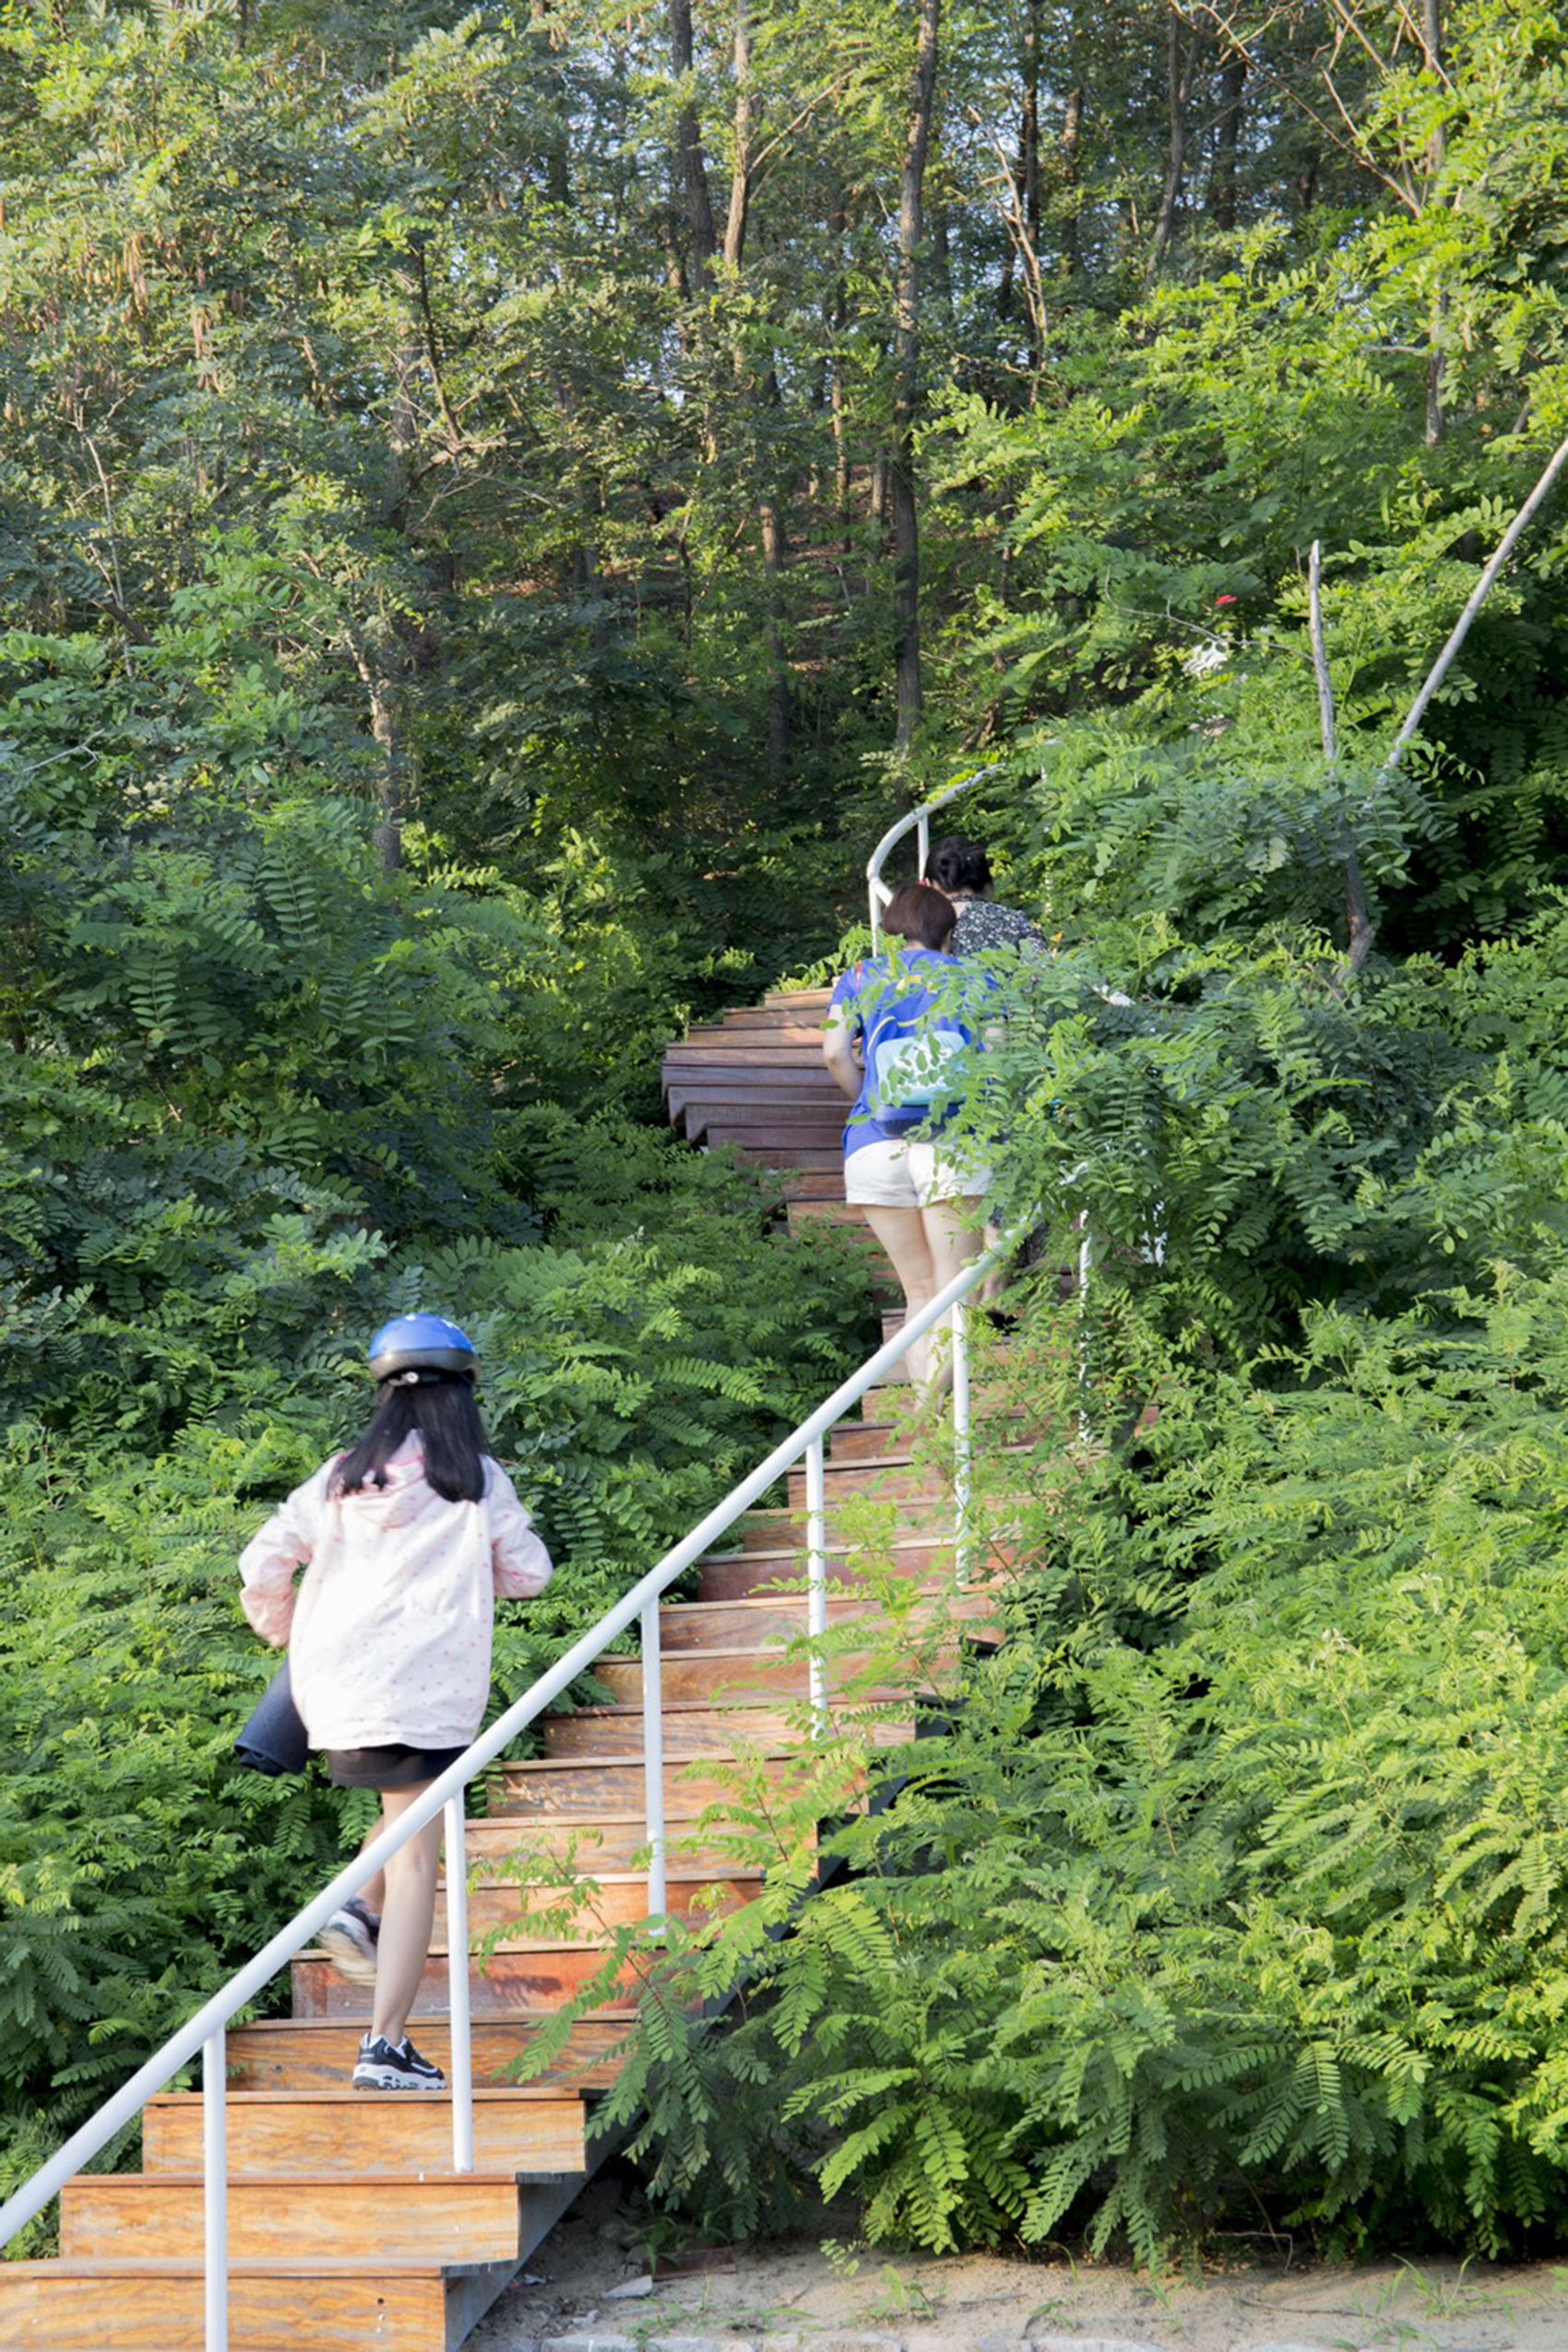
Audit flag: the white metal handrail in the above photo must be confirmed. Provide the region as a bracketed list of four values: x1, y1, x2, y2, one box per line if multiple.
[0, 1237, 1004, 2348]
[865, 762, 1004, 944]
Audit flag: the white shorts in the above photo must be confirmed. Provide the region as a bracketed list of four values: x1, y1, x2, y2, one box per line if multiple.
[844, 1136, 993, 1209]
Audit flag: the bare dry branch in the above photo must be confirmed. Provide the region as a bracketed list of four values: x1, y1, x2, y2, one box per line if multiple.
[1386, 427, 1568, 772]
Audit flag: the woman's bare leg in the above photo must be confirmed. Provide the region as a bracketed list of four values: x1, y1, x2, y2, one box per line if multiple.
[919, 1196, 987, 1396]
[368, 1781, 443, 2047]
[861, 1204, 938, 1386]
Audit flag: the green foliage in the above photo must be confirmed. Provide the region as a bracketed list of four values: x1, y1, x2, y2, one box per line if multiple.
[0, 1418, 356, 2238]
[0, 602, 874, 2230]
[567, 1269, 1568, 2260]
[12, 0, 1568, 2280]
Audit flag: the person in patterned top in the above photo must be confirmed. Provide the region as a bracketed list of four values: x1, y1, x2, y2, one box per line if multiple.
[923, 837, 1046, 959]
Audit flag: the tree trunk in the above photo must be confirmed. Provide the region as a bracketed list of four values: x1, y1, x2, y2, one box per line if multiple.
[827, 195, 851, 546]
[382, 339, 418, 531]
[343, 629, 409, 878]
[1421, 0, 1446, 446]
[671, 0, 716, 286]
[366, 669, 407, 875]
[1060, 82, 1084, 276]
[1211, 51, 1245, 230]
[762, 493, 790, 767]
[359, 340, 422, 874]
[1146, 7, 1202, 283]
[722, 0, 755, 269]
[891, 0, 941, 754]
[996, 0, 1038, 327]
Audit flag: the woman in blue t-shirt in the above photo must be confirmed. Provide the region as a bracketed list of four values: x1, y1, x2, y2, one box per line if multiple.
[822, 883, 993, 1395]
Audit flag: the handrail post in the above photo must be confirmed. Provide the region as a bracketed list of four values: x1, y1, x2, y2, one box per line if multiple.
[641, 1598, 667, 1920]
[952, 1292, 972, 1586]
[203, 2026, 226, 2352]
[804, 1432, 828, 1733]
[445, 1790, 474, 2172]
[864, 760, 1011, 944]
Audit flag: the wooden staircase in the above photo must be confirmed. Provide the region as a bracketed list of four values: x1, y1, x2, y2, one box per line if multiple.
[0, 1363, 1013, 2351]
[661, 987, 864, 1239]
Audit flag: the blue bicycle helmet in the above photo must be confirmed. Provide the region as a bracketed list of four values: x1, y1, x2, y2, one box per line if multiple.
[367, 1313, 477, 1384]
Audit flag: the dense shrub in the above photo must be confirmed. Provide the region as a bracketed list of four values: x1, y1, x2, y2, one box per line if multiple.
[576, 1270, 1568, 2258]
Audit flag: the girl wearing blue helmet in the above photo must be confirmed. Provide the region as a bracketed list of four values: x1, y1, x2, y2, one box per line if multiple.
[238, 1314, 552, 2091]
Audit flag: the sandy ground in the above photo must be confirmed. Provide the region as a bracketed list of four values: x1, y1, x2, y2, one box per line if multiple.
[466, 2171, 1568, 2352]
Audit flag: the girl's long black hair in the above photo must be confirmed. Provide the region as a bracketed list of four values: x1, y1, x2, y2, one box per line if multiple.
[332, 1373, 491, 1503]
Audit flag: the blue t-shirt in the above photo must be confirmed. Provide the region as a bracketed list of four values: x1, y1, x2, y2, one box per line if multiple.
[827, 948, 996, 1161]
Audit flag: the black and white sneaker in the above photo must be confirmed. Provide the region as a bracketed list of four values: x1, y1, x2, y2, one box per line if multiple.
[352, 2032, 446, 2092]
[321, 1896, 380, 1984]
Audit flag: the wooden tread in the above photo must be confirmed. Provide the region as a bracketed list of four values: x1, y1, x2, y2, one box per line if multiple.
[223, 2013, 631, 2092]
[60, 2171, 525, 2264]
[144, 2090, 588, 2178]
[291, 1944, 644, 2017]
[423, 1867, 761, 1951]
[541, 1702, 915, 1759]
[463, 1812, 742, 1870]
[492, 1752, 802, 1813]
[0, 2258, 450, 2351]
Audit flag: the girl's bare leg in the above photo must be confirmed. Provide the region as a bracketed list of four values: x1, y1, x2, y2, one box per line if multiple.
[861, 1204, 938, 1386]
[358, 1836, 385, 1921]
[368, 1781, 443, 2047]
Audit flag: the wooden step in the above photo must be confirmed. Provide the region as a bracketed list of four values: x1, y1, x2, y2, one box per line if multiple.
[695, 1536, 1016, 1601]
[0, 2258, 449, 2352]
[785, 1199, 867, 1233]
[829, 1402, 1031, 1461]
[61, 2170, 523, 2264]
[291, 1944, 639, 2018]
[492, 1753, 803, 1816]
[686, 1108, 844, 1148]
[671, 1099, 839, 1142]
[659, 1589, 961, 1647]
[665, 1071, 839, 1104]
[590, 1644, 979, 1707]
[660, 1591, 1003, 1653]
[711, 1139, 840, 1169]
[143, 2088, 588, 2179]
[691, 1123, 844, 1154]
[224, 2013, 631, 2092]
[542, 1703, 912, 1759]
[783, 1455, 951, 1507]
[463, 1812, 741, 1871]
[763, 988, 832, 1008]
[431, 1869, 759, 1951]
[670, 1076, 841, 1107]
[778, 1168, 845, 1199]
[58, 2164, 521, 2258]
[675, 1026, 827, 1051]
[715, 1001, 832, 1026]
[785, 1445, 1028, 1509]
[662, 1041, 827, 1067]
[722, 1493, 958, 1550]
[829, 1417, 916, 1461]
[665, 1063, 837, 1094]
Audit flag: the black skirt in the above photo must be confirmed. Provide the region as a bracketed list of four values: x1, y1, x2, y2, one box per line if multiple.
[326, 1741, 469, 1789]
